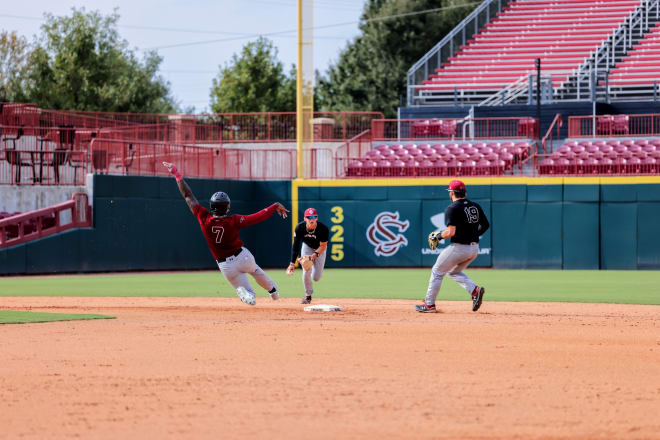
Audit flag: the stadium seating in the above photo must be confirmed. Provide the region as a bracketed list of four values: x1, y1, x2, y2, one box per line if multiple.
[607, 21, 660, 87]
[422, 0, 640, 93]
[538, 138, 660, 175]
[345, 141, 532, 177]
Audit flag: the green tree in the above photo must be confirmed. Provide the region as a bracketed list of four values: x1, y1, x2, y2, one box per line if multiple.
[16, 8, 176, 113]
[210, 37, 296, 113]
[0, 31, 30, 102]
[318, 0, 477, 117]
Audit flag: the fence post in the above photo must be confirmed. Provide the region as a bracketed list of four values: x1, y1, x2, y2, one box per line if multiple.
[590, 67, 596, 103]
[605, 72, 610, 104]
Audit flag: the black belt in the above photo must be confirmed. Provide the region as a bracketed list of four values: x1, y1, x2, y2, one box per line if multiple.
[454, 241, 478, 245]
[217, 248, 243, 263]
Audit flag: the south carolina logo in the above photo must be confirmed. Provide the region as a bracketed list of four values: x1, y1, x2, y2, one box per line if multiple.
[366, 211, 410, 257]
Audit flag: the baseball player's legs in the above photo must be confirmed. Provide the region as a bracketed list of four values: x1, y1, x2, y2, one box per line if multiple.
[301, 243, 316, 296]
[216, 259, 256, 304]
[425, 244, 478, 305]
[311, 248, 326, 282]
[238, 248, 279, 297]
[446, 244, 479, 294]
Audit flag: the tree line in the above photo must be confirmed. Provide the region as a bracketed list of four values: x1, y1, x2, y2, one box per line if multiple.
[0, 1, 476, 117]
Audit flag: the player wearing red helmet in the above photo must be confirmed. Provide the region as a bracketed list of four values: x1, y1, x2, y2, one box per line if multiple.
[286, 207, 329, 304]
[418, 180, 490, 313]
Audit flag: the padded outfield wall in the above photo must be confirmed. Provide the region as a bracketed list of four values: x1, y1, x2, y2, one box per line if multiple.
[1, 175, 659, 274]
[292, 177, 660, 271]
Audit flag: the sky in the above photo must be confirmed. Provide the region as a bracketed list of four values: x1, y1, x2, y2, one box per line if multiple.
[0, 0, 366, 112]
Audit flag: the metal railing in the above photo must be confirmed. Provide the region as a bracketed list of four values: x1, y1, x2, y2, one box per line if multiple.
[88, 139, 302, 180]
[0, 193, 92, 249]
[334, 130, 373, 177]
[568, 113, 660, 137]
[541, 114, 563, 155]
[1, 104, 383, 143]
[372, 117, 538, 141]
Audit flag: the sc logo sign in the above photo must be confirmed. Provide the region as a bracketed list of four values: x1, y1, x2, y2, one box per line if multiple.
[366, 211, 410, 257]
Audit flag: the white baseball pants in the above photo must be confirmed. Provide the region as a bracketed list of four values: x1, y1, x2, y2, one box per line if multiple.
[216, 248, 277, 299]
[425, 243, 479, 306]
[301, 242, 326, 296]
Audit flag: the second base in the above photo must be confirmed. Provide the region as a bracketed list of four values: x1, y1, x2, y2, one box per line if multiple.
[303, 304, 343, 312]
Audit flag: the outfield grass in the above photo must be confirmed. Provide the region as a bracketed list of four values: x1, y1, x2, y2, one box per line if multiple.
[0, 269, 659, 305]
[0, 310, 115, 324]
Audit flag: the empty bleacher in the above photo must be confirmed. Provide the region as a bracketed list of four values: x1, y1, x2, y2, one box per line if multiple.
[346, 141, 532, 177]
[422, 0, 640, 95]
[608, 21, 660, 87]
[538, 138, 660, 175]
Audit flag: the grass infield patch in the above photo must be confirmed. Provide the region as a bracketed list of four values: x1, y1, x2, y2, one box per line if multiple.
[0, 269, 658, 305]
[0, 310, 115, 325]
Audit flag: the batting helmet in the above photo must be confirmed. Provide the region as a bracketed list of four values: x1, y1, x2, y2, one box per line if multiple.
[210, 191, 230, 216]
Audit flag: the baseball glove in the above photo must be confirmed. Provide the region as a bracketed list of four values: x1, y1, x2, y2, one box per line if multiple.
[297, 255, 314, 271]
[428, 231, 442, 250]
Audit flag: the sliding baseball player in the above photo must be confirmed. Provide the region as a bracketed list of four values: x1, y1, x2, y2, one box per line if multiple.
[163, 162, 288, 306]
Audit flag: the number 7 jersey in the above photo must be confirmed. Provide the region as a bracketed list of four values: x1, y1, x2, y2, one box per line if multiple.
[193, 204, 277, 261]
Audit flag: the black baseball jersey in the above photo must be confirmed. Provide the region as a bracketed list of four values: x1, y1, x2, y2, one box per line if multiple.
[290, 221, 329, 263]
[445, 198, 490, 244]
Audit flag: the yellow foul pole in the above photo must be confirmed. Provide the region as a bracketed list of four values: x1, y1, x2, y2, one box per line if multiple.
[295, 0, 313, 235]
[296, 0, 304, 180]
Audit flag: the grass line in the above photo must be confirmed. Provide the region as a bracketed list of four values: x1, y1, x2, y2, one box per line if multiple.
[0, 269, 658, 305]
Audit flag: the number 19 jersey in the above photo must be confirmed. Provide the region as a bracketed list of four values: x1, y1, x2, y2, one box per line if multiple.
[444, 198, 490, 245]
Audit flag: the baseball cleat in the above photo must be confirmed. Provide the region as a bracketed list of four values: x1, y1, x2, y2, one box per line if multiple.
[472, 286, 485, 311]
[415, 303, 437, 313]
[300, 295, 312, 304]
[236, 286, 256, 306]
[269, 289, 280, 300]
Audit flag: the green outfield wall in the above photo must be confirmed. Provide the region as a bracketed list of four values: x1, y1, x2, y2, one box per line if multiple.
[1, 175, 659, 274]
[293, 177, 660, 271]
[0, 175, 292, 274]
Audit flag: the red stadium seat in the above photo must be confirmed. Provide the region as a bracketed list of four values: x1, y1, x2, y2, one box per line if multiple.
[391, 160, 406, 177]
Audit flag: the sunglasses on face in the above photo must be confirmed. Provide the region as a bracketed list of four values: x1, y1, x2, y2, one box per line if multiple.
[305, 216, 318, 220]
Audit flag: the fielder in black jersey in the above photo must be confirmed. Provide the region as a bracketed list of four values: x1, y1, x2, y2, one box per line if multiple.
[286, 207, 329, 304]
[416, 180, 490, 313]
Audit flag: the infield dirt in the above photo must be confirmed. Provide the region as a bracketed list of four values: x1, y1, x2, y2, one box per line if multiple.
[0, 297, 658, 439]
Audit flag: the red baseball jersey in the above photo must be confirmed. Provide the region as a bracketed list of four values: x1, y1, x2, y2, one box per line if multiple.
[193, 203, 277, 260]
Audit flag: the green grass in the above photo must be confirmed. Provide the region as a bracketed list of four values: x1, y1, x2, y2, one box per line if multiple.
[0, 269, 659, 305]
[0, 310, 115, 324]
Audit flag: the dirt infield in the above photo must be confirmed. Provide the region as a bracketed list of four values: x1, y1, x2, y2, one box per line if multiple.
[0, 298, 658, 440]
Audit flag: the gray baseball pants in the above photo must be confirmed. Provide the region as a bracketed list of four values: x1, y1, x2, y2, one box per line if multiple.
[301, 242, 326, 296]
[216, 247, 277, 298]
[425, 243, 479, 306]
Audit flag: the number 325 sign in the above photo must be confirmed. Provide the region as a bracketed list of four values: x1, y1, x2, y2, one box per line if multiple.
[329, 206, 344, 261]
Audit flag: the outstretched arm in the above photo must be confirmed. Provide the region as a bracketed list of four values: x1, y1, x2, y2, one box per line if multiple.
[163, 162, 198, 213]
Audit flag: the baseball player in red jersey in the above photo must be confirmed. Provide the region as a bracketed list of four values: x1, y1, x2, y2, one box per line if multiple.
[163, 162, 289, 305]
